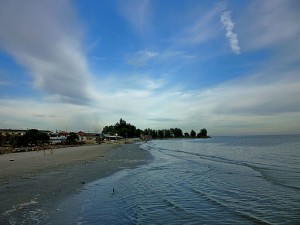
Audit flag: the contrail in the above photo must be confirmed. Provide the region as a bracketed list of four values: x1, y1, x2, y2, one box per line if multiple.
[220, 11, 241, 54]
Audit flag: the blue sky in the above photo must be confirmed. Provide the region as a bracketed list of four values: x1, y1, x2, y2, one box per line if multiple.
[0, 0, 300, 135]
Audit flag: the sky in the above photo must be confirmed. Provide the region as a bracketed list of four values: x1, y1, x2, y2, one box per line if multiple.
[0, 0, 300, 135]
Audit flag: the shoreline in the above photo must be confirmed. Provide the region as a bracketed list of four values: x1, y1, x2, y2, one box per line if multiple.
[0, 144, 116, 182]
[0, 143, 152, 223]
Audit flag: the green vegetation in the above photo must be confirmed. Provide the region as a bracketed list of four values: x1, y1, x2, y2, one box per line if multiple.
[197, 128, 208, 138]
[102, 118, 210, 139]
[0, 119, 210, 154]
[103, 118, 141, 138]
[65, 132, 80, 144]
[0, 129, 50, 148]
[190, 130, 196, 138]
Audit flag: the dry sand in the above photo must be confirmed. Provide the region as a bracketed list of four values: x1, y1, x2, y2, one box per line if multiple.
[0, 143, 151, 223]
[0, 144, 117, 182]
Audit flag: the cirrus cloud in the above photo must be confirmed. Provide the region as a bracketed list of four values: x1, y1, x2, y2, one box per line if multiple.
[0, 0, 92, 104]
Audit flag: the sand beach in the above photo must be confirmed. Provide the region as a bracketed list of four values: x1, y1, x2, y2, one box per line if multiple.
[0, 143, 151, 223]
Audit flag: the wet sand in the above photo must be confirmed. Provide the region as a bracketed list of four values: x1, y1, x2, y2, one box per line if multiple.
[0, 143, 151, 223]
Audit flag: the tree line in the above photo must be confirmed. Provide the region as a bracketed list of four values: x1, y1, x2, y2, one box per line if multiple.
[0, 129, 82, 148]
[0, 129, 50, 148]
[1, 119, 209, 148]
[102, 118, 210, 139]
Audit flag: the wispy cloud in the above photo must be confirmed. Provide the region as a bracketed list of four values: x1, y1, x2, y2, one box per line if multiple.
[175, 3, 223, 45]
[118, 0, 151, 35]
[90, 72, 166, 94]
[0, 80, 9, 86]
[240, 0, 300, 51]
[147, 118, 179, 123]
[125, 49, 199, 68]
[220, 11, 241, 54]
[33, 114, 61, 118]
[125, 50, 159, 67]
[93, 56, 119, 61]
[0, 0, 92, 104]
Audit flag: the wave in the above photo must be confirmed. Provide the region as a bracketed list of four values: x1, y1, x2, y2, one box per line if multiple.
[1, 198, 49, 225]
[145, 141, 300, 191]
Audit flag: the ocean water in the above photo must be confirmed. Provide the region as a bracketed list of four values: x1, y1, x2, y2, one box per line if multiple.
[49, 135, 300, 224]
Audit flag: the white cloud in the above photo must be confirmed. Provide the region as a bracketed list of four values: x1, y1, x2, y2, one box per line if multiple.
[1, 66, 300, 135]
[0, 98, 92, 130]
[220, 11, 241, 54]
[211, 77, 300, 115]
[89, 63, 300, 134]
[188, 68, 300, 134]
[0, 0, 92, 104]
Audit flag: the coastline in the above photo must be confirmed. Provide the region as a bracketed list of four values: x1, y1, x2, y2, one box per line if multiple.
[0, 143, 152, 223]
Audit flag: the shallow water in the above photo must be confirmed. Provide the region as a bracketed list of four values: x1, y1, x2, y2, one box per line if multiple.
[11, 135, 300, 224]
[45, 135, 300, 224]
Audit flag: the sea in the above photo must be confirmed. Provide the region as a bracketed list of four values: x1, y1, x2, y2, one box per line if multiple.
[10, 135, 300, 224]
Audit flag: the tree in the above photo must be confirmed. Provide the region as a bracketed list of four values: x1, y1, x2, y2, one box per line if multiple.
[23, 129, 39, 145]
[151, 130, 158, 139]
[184, 132, 189, 137]
[102, 125, 115, 134]
[102, 118, 210, 140]
[118, 127, 131, 138]
[197, 128, 208, 138]
[9, 135, 26, 148]
[66, 132, 79, 144]
[164, 129, 171, 138]
[39, 132, 50, 144]
[200, 128, 207, 137]
[103, 119, 138, 138]
[5, 129, 50, 147]
[135, 129, 143, 138]
[0, 134, 5, 146]
[190, 130, 196, 138]
[174, 128, 183, 137]
[23, 129, 50, 146]
[158, 130, 164, 138]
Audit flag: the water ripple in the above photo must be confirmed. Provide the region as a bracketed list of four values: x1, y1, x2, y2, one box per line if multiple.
[44, 136, 300, 224]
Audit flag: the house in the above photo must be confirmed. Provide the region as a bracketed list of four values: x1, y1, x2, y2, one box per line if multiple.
[102, 133, 124, 141]
[50, 131, 68, 144]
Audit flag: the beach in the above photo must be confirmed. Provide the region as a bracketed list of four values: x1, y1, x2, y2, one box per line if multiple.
[0, 143, 151, 223]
